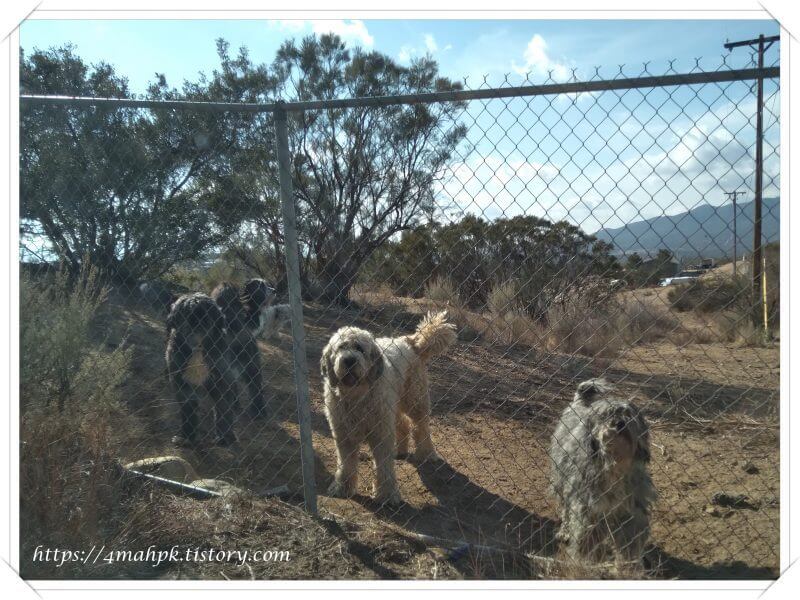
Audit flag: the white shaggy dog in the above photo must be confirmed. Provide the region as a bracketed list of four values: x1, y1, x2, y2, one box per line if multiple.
[321, 312, 457, 505]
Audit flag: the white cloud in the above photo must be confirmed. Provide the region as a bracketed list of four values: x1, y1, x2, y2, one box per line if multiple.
[424, 34, 438, 53]
[310, 19, 374, 48]
[511, 34, 571, 81]
[268, 19, 374, 48]
[397, 33, 449, 64]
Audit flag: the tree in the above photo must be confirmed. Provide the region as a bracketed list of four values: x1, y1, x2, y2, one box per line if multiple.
[626, 252, 643, 269]
[20, 45, 260, 284]
[273, 35, 468, 304]
[362, 214, 621, 316]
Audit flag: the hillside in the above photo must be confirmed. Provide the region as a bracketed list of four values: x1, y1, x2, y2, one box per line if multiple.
[594, 197, 779, 260]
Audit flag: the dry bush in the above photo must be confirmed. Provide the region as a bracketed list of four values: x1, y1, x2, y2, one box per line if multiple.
[425, 276, 463, 306]
[165, 258, 246, 293]
[615, 297, 682, 345]
[712, 311, 770, 347]
[542, 296, 681, 358]
[486, 280, 522, 315]
[668, 277, 749, 314]
[542, 301, 623, 358]
[20, 266, 141, 578]
[669, 324, 719, 346]
[351, 281, 396, 302]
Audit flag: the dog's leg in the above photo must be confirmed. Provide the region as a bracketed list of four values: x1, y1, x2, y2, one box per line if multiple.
[367, 427, 401, 506]
[396, 413, 411, 458]
[404, 376, 440, 462]
[410, 415, 440, 462]
[204, 339, 238, 447]
[167, 333, 197, 446]
[610, 510, 650, 562]
[328, 435, 359, 498]
[563, 506, 602, 562]
[240, 337, 267, 419]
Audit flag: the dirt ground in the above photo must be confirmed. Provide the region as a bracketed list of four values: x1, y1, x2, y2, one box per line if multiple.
[104, 288, 780, 580]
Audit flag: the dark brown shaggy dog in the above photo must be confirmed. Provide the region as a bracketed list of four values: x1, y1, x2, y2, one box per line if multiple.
[165, 278, 288, 446]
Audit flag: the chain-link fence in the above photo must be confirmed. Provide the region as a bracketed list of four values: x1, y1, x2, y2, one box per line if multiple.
[19, 47, 780, 580]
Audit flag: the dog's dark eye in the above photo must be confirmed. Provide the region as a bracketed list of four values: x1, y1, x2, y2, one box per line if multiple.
[354, 344, 363, 353]
[590, 437, 600, 454]
[615, 420, 626, 432]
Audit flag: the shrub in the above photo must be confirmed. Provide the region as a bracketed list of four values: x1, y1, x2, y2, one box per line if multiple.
[668, 277, 749, 314]
[19, 266, 140, 577]
[712, 311, 770, 347]
[543, 300, 623, 358]
[425, 276, 463, 306]
[615, 297, 681, 345]
[21, 266, 109, 411]
[487, 280, 522, 316]
[541, 295, 681, 358]
[165, 258, 247, 294]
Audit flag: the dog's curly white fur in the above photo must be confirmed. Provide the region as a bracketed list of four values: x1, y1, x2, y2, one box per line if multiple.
[321, 312, 456, 505]
[549, 379, 656, 562]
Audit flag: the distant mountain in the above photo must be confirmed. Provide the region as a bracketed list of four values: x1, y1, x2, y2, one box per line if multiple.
[593, 197, 780, 260]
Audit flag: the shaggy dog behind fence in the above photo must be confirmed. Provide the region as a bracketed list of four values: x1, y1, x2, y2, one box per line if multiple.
[549, 379, 656, 563]
[321, 312, 457, 505]
[165, 278, 290, 447]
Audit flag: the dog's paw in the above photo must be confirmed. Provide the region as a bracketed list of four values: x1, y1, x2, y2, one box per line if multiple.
[327, 479, 355, 499]
[374, 489, 403, 507]
[413, 449, 442, 463]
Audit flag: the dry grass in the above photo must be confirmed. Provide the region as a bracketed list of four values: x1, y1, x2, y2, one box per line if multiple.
[425, 276, 463, 306]
[486, 280, 521, 316]
[353, 281, 686, 358]
[540, 296, 682, 358]
[712, 312, 773, 347]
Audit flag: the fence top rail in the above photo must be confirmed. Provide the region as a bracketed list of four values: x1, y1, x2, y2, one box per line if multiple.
[20, 66, 779, 114]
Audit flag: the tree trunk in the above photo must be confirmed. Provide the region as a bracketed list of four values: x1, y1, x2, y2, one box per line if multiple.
[316, 258, 359, 306]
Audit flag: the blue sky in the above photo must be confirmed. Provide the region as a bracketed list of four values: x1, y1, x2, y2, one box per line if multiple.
[20, 19, 781, 247]
[21, 19, 779, 93]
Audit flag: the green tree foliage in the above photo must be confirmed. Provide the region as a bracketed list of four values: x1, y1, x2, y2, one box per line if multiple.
[20, 44, 265, 284]
[271, 35, 468, 303]
[624, 248, 676, 286]
[363, 214, 621, 316]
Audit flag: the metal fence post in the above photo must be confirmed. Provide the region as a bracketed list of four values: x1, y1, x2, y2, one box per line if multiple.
[274, 102, 318, 514]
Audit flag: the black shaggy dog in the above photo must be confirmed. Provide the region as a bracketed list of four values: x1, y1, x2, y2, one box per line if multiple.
[165, 278, 290, 446]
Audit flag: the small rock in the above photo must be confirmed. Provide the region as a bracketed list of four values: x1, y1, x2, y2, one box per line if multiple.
[711, 492, 759, 510]
[739, 460, 760, 474]
[705, 505, 721, 517]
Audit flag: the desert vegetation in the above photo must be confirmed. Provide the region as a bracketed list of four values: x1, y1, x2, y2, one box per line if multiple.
[19, 266, 140, 577]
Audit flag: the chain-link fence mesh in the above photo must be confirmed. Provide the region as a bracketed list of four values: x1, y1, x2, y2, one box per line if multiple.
[19, 49, 779, 580]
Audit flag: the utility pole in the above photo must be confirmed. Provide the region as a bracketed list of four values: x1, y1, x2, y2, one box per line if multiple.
[725, 190, 746, 275]
[724, 33, 779, 329]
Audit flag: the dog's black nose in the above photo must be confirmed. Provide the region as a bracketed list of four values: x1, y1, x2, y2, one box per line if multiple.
[344, 356, 357, 367]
